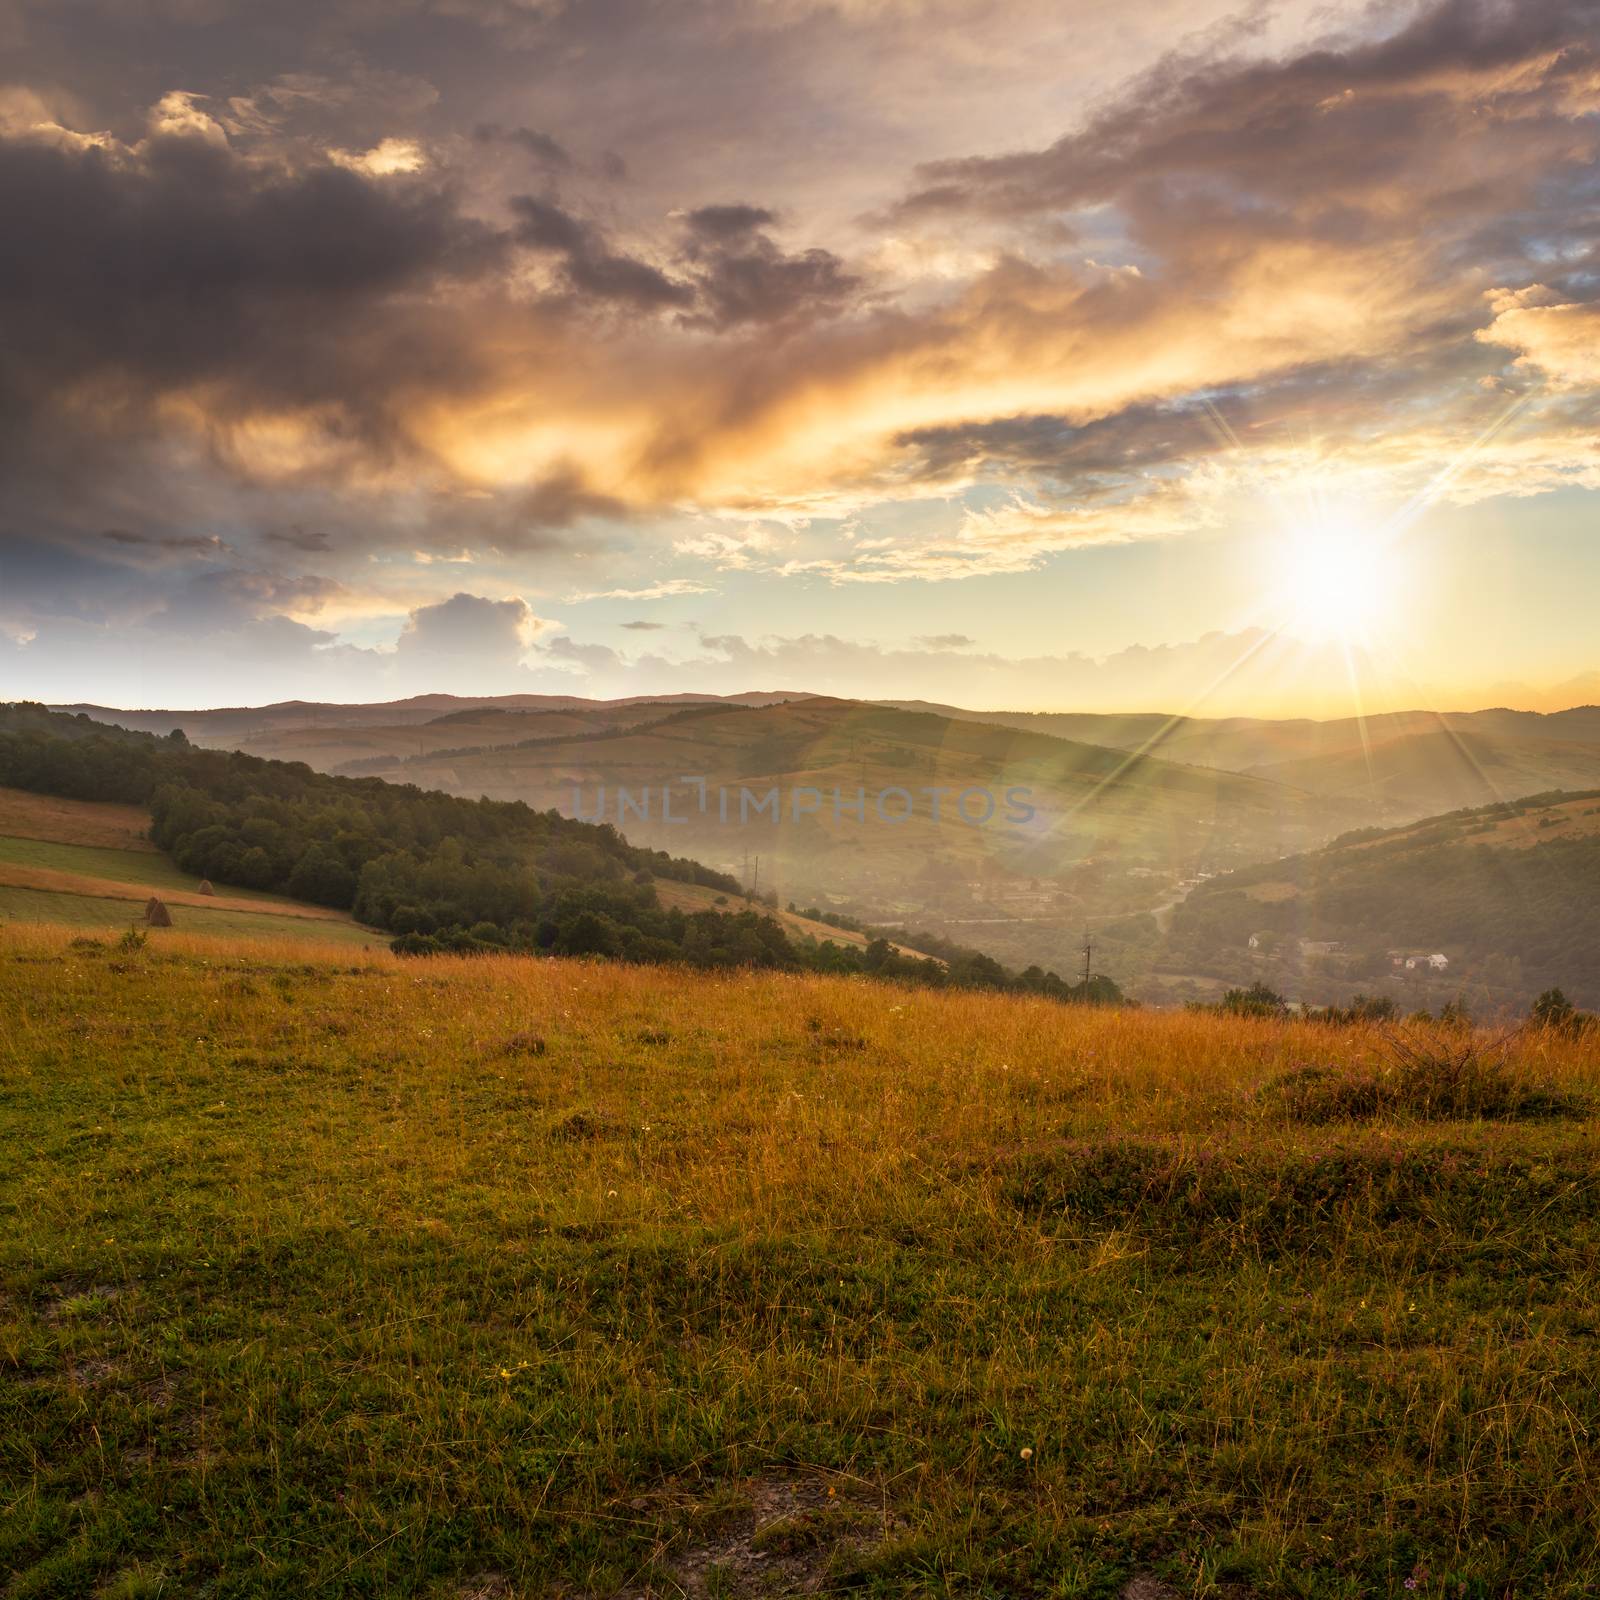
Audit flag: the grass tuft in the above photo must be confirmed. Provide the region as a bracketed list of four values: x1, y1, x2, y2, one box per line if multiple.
[1264, 1028, 1590, 1124]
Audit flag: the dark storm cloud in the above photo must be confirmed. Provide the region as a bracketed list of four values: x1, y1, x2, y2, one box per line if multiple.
[895, 404, 1215, 485]
[99, 529, 231, 557]
[510, 193, 694, 310]
[0, 129, 506, 447]
[472, 121, 571, 167]
[681, 204, 777, 241]
[675, 201, 859, 331]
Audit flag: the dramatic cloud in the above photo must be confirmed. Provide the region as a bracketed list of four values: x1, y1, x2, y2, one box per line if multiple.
[676, 203, 859, 330]
[510, 194, 694, 311]
[2, 0, 1598, 705]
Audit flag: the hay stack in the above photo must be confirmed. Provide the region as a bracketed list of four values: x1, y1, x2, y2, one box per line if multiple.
[143, 896, 172, 927]
[197, 879, 215, 896]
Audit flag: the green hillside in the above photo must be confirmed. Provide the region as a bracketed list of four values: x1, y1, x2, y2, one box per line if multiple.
[4, 929, 1597, 1596]
[1153, 790, 1600, 1010]
[0, 704, 1112, 1005]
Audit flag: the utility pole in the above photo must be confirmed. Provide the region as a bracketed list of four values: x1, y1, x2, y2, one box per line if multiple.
[1081, 929, 1093, 989]
[752, 855, 760, 900]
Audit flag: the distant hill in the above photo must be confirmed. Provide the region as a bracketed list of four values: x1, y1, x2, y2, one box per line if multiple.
[39, 692, 1390, 982]
[1152, 789, 1600, 1011]
[249, 695, 1371, 979]
[51, 690, 814, 742]
[883, 702, 1600, 825]
[42, 692, 1600, 999]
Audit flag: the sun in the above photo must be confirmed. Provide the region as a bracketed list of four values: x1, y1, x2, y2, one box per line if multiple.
[1273, 520, 1395, 643]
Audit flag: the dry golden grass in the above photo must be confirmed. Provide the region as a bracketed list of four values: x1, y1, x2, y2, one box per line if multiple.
[3, 923, 1598, 1597]
[0, 785, 157, 851]
[0, 860, 355, 920]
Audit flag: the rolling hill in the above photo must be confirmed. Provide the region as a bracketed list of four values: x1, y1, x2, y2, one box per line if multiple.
[220, 695, 1366, 978]
[888, 701, 1600, 824]
[0, 786, 389, 948]
[0, 703, 1109, 1001]
[1150, 789, 1600, 1010]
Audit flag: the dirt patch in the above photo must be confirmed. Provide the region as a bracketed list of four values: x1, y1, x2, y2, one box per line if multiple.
[454, 1577, 513, 1600]
[39, 1280, 123, 1323]
[1122, 1577, 1183, 1600]
[615, 1475, 895, 1598]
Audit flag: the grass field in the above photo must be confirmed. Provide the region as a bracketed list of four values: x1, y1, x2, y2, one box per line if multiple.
[0, 788, 156, 852]
[0, 886, 388, 947]
[3, 927, 1597, 1597]
[0, 790, 388, 950]
[0, 831, 333, 908]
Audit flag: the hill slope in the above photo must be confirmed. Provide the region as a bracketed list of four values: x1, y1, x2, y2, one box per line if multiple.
[1156, 789, 1600, 1009]
[0, 786, 389, 948]
[3, 926, 1596, 1595]
[234, 695, 1360, 975]
[0, 704, 1105, 1002]
[890, 701, 1600, 823]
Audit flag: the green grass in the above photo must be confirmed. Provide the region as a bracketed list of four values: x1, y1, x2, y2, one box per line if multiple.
[0, 886, 385, 948]
[1, 928, 1597, 1598]
[0, 833, 292, 904]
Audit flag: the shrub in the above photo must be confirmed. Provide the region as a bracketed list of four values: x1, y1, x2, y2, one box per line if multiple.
[1262, 1031, 1587, 1124]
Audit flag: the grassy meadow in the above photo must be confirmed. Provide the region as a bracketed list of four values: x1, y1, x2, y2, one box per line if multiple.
[2, 925, 1598, 1598]
[0, 789, 390, 952]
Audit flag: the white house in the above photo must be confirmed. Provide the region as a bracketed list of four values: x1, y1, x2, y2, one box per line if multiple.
[1402, 952, 1450, 971]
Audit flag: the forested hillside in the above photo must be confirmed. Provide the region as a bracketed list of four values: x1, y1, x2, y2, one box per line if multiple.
[1160, 791, 1600, 1008]
[0, 704, 1114, 1002]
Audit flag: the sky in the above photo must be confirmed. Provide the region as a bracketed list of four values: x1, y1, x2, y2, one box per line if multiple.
[0, 0, 1597, 716]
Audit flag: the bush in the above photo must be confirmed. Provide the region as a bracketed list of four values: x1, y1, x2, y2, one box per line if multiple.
[1531, 988, 1595, 1036]
[1218, 982, 1287, 1017]
[1261, 1031, 1587, 1124]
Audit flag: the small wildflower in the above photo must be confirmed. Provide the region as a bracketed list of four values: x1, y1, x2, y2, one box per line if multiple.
[1019, 1447, 1033, 1460]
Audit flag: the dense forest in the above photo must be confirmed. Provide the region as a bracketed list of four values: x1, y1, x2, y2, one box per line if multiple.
[0, 704, 1118, 1003]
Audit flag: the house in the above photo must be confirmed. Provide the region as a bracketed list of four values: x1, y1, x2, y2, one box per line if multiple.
[1298, 938, 1345, 958]
[1399, 952, 1450, 971]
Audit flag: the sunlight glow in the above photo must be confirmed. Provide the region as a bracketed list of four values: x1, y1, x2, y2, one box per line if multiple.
[1273, 516, 1396, 644]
